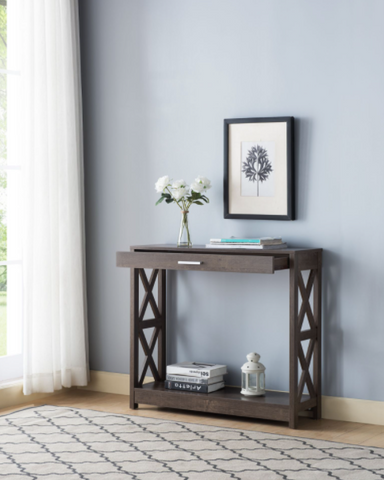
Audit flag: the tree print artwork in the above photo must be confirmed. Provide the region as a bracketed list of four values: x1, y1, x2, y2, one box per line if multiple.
[242, 145, 273, 197]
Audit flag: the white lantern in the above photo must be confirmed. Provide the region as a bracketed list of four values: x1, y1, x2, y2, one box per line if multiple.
[241, 352, 266, 396]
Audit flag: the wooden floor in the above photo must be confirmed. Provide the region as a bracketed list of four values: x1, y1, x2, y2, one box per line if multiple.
[1, 389, 384, 448]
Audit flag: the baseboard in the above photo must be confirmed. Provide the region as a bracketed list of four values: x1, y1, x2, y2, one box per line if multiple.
[78, 370, 153, 395]
[79, 371, 130, 395]
[322, 395, 384, 426]
[0, 380, 63, 411]
[82, 370, 384, 426]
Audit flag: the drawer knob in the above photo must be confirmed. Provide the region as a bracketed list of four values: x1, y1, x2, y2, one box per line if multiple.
[178, 261, 202, 265]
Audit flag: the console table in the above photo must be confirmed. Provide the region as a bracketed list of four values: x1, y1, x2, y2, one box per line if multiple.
[117, 244, 322, 429]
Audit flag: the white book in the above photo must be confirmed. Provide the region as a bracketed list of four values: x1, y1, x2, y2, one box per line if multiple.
[166, 374, 224, 385]
[166, 362, 227, 378]
[205, 243, 287, 250]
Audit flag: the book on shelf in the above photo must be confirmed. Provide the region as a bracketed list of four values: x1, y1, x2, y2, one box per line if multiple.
[166, 374, 224, 385]
[210, 237, 283, 245]
[205, 243, 287, 250]
[166, 362, 227, 378]
[165, 380, 225, 393]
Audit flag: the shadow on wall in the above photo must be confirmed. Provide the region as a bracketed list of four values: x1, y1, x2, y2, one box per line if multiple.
[322, 249, 343, 397]
[294, 117, 313, 222]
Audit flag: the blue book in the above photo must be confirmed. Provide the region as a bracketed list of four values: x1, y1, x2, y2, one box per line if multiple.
[210, 237, 282, 245]
[206, 243, 287, 250]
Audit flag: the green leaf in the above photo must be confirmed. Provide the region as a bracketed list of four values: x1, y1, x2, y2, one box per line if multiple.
[191, 191, 201, 199]
[201, 196, 210, 203]
[156, 197, 165, 205]
[194, 201, 204, 205]
[165, 198, 175, 204]
[162, 193, 171, 199]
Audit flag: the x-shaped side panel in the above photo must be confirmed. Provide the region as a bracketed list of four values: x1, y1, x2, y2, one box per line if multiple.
[138, 327, 161, 385]
[297, 269, 319, 404]
[298, 270, 316, 331]
[298, 338, 316, 401]
[139, 269, 161, 321]
[135, 268, 163, 386]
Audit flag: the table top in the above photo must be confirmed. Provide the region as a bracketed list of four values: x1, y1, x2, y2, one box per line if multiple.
[128, 244, 322, 255]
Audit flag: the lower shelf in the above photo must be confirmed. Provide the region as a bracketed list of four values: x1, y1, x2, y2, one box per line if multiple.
[135, 382, 299, 422]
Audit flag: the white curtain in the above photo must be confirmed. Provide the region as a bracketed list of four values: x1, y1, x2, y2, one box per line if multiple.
[20, 0, 89, 394]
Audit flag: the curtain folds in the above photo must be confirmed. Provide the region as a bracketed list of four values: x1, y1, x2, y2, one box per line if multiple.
[21, 0, 89, 394]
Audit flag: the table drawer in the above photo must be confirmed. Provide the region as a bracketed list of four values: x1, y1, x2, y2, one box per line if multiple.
[117, 251, 289, 274]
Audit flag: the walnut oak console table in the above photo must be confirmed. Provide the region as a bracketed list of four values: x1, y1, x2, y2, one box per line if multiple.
[117, 244, 322, 429]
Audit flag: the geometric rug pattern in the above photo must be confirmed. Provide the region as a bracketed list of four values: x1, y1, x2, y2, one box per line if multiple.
[1, 405, 384, 479]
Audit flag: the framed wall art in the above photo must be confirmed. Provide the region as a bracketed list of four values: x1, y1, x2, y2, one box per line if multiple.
[224, 117, 294, 220]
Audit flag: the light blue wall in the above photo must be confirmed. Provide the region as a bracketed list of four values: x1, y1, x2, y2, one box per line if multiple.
[79, 0, 384, 401]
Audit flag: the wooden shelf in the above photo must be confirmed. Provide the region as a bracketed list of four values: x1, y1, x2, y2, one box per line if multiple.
[135, 382, 304, 423]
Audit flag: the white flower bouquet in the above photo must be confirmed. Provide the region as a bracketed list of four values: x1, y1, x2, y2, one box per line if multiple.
[155, 175, 212, 247]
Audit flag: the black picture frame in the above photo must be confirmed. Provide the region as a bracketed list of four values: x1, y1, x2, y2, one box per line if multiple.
[224, 117, 294, 221]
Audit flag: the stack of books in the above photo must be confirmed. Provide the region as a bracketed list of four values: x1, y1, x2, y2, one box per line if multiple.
[165, 362, 227, 393]
[206, 236, 287, 249]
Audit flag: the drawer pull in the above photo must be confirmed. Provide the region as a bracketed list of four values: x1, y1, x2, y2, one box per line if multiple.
[178, 261, 202, 265]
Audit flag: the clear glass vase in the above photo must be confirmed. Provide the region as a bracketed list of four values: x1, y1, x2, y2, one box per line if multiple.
[177, 210, 192, 247]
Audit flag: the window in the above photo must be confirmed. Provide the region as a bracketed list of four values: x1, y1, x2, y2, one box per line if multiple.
[0, 0, 23, 383]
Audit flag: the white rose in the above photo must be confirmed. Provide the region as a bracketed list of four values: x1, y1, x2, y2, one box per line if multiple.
[155, 175, 171, 193]
[172, 179, 187, 189]
[198, 176, 212, 189]
[191, 181, 204, 193]
[172, 186, 189, 201]
[192, 176, 211, 192]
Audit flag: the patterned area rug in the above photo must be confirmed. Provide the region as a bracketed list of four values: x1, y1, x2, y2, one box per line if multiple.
[1, 406, 384, 479]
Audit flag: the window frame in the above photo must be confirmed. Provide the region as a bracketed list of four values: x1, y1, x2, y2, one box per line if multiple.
[0, 2, 23, 383]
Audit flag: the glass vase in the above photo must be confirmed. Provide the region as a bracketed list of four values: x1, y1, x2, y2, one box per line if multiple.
[177, 210, 192, 247]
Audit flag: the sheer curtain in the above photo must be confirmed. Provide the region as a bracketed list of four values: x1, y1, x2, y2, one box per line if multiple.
[20, 0, 89, 394]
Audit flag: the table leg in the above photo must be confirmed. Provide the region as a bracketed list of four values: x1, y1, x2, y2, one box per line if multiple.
[157, 269, 167, 380]
[130, 268, 139, 409]
[289, 253, 299, 429]
[290, 251, 322, 427]
[130, 268, 167, 410]
[313, 252, 322, 419]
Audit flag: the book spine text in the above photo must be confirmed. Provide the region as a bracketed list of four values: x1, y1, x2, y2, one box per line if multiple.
[165, 381, 209, 393]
